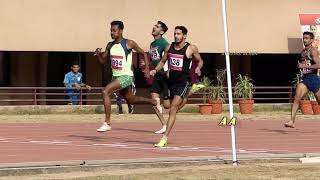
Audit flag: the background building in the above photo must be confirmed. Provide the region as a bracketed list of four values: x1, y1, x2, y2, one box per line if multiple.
[0, 0, 319, 104]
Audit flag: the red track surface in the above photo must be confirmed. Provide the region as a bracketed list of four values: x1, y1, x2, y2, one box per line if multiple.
[0, 119, 319, 164]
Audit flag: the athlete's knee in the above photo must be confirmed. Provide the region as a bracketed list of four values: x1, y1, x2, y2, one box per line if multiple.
[125, 96, 135, 104]
[102, 89, 113, 97]
[163, 103, 171, 109]
[293, 96, 301, 103]
[313, 92, 320, 104]
[169, 105, 179, 113]
[163, 100, 171, 109]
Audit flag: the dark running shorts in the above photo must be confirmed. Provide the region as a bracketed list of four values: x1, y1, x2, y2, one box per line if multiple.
[168, 81, 190, 99]
[150, 73, 169, 100]
[302, 74, 320, 93]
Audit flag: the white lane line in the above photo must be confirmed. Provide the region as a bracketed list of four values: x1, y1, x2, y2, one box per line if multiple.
[0, 137, 293, 154]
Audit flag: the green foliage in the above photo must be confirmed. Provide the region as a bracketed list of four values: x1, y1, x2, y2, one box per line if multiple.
[208, 69, 226, 102]
[234, 74, 254, 100]
[199, 76, 213, 103]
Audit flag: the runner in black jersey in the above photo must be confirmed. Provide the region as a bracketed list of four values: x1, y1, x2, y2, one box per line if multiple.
[150, 26, 203, 147]
[285, 31, 320, 128]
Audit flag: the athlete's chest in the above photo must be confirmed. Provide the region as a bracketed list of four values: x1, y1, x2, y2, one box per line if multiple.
[167, 53, 192, 71]
[150, 46, 162, 60]
[110, 44, 125, 55]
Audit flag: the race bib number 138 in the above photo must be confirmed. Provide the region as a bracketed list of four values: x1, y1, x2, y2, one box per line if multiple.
[168, 53, 183, 71]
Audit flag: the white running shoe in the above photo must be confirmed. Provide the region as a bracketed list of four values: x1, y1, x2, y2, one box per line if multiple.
[155, 126, 166, 134]
[97, 122, 111, 132]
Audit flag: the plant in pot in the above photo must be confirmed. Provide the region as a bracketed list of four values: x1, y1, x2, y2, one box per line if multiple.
[208, 69, 226, 114]
[308, 92, 320, 114]
[234, 74, 254, 114]
[198, 76, 213, 114]
[292, 70, 313, 115]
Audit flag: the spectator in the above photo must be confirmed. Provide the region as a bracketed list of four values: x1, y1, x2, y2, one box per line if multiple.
[63, 62, 91, 105]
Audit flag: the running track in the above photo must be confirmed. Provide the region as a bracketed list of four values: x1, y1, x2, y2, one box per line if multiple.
[0, 118, 319, 164]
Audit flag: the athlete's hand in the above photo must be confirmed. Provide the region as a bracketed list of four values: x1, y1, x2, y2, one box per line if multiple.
[298, 61, 305, 69]
[195, 67, 201, 76]
[94, 48, 102, 57]
[150, 69, 157, 76]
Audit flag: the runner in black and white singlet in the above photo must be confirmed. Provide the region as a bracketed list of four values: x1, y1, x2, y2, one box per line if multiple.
[285, 31, 320, 128]
[150, 26, 203, 147]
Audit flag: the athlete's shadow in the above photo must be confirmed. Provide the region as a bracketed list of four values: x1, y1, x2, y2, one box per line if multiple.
[258, 129, 289, 134]
[122, 140, 155, 144]
[114, 128, 154, 133]
[68, 135, 122, 142]
[258, 128, 316, 134]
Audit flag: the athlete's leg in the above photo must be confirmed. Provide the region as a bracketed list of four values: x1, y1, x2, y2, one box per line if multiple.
[151, 93, 166, 124]
[114, 92, 123, 114]
[164, 95, 183, 137]
[155, 82, 189, 147]
[128, 83, 136, 114]
[97, 80, 122, 132]
[178, 90, 192, 111]
[314, 90, 320, 104]
[163, 99, 171, 109]
[150, 75, 168, 132]
[285, 83, 309, 128]
[154, 95, 183, 147]
[120, 87, 160, 107]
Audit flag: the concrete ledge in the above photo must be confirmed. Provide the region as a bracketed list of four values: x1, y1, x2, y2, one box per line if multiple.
[300, 157, 320, 164]
[0, 153, 317, 177]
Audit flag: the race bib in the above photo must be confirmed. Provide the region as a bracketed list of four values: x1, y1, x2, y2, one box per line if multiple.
[111, 55, 123, 70]
[302, 60, 312, 74]
[150, 47, 160, 61]
[168, 53, 183, 71]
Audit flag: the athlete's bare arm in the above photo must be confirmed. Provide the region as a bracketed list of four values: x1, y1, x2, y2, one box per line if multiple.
[94, 42, 112, 64]
[127, 39, 150, 78]
[190, 44, 203, 76]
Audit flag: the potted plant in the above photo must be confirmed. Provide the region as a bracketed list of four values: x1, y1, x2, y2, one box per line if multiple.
[208, 69, 226, 114]
[292, 70, 313, 115]
[308, 92, 320, 114]
[234, 74, 254, 114]
[198, 76, 213, 114]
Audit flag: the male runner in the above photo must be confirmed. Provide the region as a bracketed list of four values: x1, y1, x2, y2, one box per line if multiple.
[149, 21, 170, 134]
[150, 26, 204, 147]
[94, 20, 162, 132]
[285, 31, 320, 128]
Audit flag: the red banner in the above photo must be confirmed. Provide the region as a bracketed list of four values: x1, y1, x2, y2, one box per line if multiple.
[299, 13, 320, 52]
